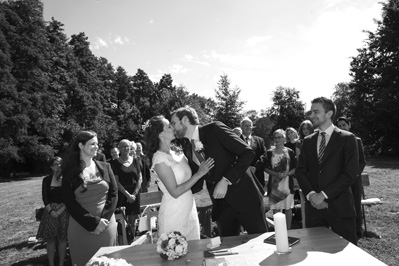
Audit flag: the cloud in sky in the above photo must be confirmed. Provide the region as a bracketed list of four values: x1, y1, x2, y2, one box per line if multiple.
[169, 64, 190, 74]
[91, 35, 131, 50]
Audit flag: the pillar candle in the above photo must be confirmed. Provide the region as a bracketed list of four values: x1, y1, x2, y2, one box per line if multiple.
[273, 212, 289, 253]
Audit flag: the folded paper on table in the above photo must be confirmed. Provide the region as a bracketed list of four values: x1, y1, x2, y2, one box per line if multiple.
[207, 236, 221, 249]
[203, 255, 249, 266]
[204, 250, 238, 257]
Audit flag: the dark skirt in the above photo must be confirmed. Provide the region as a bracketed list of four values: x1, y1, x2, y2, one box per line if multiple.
[117, 185, 141, 215]
[36, 203, 69, 241]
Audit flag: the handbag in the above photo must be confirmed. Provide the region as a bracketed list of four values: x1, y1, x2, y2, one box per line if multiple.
[35, 207, 44, 221]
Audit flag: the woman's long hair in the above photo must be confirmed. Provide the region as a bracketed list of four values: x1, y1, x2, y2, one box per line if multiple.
[298, 120, 314, 139]
[50, 156, 63, 181]
[62, 130, 97, 192]
[143, 115, 165, 161]
[285, 127, 299, 142]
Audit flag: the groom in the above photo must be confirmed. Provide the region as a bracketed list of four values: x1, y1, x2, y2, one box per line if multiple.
[171, 106, 267, 237]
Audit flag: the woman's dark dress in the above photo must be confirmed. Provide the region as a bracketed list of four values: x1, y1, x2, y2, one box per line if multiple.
[111, 158, 141, 215]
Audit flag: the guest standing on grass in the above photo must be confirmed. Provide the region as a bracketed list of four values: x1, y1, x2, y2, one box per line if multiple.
[111, 139, 142, 231]
[255, 129, 296, 229]
[296, 97, 359, 245]
[62, 131, 118, 266]
[336, 116, 366, 239]
[136, 142, 151, 193]
[240, 117, 267, 186]
[296, 120, 314, 158]
[36, 156, 68, 266]
[284, 127, 299, 154]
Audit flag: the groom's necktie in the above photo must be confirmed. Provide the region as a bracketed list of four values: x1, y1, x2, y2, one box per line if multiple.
[318, 132, 326, 164]
[191, 140, 205, 166]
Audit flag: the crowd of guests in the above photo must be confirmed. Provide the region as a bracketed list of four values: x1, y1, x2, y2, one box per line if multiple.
[36, 96, 366, 265]
[36, 135, 151, 265]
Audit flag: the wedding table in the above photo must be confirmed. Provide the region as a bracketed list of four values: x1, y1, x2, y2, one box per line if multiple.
[91, 227, 387, 265]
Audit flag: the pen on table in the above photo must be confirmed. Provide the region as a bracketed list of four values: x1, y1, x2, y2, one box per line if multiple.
[212, 251, 238, 256]
[209, 249, 229, 253]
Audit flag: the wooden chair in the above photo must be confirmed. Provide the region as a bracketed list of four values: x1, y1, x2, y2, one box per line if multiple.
[140, 191, 163, 207]
[138, 191, 163, 243]
[299, 189, 307, 228]
[197, 205, 212, 238]
[115, 207, 128, 245]
[360, 173, 382, 234]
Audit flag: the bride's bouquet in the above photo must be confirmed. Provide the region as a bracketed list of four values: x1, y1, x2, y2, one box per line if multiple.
[156, 231, 188, 260]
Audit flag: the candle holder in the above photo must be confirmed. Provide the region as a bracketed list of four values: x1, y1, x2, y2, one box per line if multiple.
[274, 247, 292, 255]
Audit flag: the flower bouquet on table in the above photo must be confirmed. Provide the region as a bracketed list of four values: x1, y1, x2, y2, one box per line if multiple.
[85, 256, 133, 266]
[156, 231, 188, 260]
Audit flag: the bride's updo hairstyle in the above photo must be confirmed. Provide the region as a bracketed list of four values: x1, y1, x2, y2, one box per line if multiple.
[143, 115, 165, 160]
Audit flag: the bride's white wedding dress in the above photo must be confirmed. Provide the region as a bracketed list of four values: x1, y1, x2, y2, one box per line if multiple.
[151, 150, 200, 240]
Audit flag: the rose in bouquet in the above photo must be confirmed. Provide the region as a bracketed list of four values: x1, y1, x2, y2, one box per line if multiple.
[86, 256, 133, 266]
[156, 231, 188, 260]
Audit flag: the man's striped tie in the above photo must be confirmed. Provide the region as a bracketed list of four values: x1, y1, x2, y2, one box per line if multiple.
[318, 132, 326, 164]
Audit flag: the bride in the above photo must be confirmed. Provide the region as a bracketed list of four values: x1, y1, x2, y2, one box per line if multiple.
[144, 115, 214, 240]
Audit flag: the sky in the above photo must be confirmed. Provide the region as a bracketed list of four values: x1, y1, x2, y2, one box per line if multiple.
[41, 0, 383, 112]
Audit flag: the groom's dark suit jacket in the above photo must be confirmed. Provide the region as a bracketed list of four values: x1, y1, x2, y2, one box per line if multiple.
[296, 127, 359, 221]
[185, 121, 265, 221]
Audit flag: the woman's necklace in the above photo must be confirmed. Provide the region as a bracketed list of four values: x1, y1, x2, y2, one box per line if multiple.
[118, 155, 133, 167]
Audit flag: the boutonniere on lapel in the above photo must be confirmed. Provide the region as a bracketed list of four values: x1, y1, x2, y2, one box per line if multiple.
[193, 140, 204, 152]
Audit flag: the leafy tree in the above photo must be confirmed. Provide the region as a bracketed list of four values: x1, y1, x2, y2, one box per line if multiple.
[266, 86, 305, 132]
[0, 0, 61, 174]
[253, 116, 275, 149]
[332, 82, 353, 120]
[0, 1, 20, 177]
[349, 0, 399, 155]
[214, 74, 245, 128]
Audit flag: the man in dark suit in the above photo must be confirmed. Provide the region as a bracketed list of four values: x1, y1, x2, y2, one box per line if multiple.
[296, 97, 359, 245]
[136, 142, 151, 193]
[171, 106, 268, 237]
[240, 117, 267, 186]
[336, 116, 366, 239]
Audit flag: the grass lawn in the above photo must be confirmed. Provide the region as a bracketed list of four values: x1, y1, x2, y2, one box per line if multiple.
[0, 157, 398, 266]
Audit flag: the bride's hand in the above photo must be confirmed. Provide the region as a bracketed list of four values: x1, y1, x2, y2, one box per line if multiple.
[197, 158, 215, 176]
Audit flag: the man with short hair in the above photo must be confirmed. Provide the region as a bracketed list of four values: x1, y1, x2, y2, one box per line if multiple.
[240, 117, 266, 185]
[136, 142, 151, 193]
[171, 106, 267, 237]
[296, 97, 359, 245]
[336, 116, 366, 239]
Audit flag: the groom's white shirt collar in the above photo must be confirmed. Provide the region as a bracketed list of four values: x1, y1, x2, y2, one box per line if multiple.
[191, 126, 200, 141]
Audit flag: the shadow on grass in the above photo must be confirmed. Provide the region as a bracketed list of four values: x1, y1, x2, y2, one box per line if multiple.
[4, 241, 72, 266]
[366, 157, 399, 170]
[10, 254, 48, 266]
[364, 231, 382, 239]
[11, 254, 72, 266]
[0, 175, 46, 183]
[0, 240, 45, 252]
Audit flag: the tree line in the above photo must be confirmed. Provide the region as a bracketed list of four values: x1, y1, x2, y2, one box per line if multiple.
[1, 0, 397, 177]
